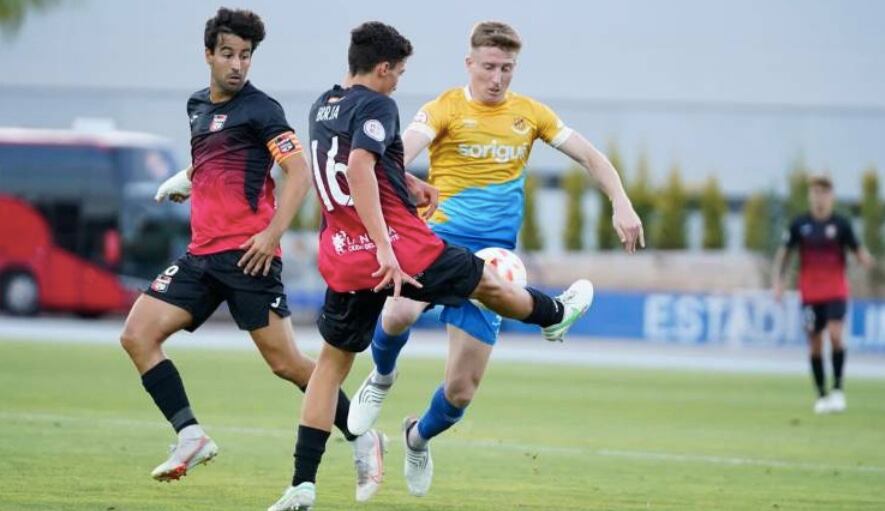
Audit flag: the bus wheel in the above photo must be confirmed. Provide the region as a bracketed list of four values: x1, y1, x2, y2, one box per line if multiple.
[1, 271, 39, 316]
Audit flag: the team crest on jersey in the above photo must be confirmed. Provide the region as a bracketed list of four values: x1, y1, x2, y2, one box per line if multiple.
[363, 119, 386, 142]
[210, 114, 228, 132]
[825, 224, 838, 239]
[150, 275, 172, 293]
[511, 117, 530, 135]
[800, 224, 813, 236]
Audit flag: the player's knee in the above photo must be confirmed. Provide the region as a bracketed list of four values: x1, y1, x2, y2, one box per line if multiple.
[445, 377, 480, 408]
[381, 304, 419, 334]
[270, 356, 314, 386]
[119, 322, 158, 356]
[473, 266, 507, 302]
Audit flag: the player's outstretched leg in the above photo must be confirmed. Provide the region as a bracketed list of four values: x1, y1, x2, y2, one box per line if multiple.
[349, 299, 426, 435]
[541, 280, 595, 342]
[120, 295, 219, 481]
[470, 261, 594, 343]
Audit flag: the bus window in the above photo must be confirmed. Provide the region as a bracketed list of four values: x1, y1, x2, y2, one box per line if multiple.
[0, 143, 116, 266]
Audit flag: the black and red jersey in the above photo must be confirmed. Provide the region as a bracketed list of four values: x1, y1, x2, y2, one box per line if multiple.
[308, 84, 444, 292]
[186, 81, 302, 256]
[784, 213, 860, 303]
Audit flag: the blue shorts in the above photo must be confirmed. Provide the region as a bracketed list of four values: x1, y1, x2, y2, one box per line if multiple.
[431, 230, 512, 346]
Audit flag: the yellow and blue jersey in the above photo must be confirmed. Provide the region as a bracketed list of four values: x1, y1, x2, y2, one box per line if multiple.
[407, 86, 572, 251]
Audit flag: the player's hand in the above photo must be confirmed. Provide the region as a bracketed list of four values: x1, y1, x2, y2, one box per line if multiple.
[405, 173, 439, 220]
[858, 250, 876, 271]
[237, 228, 282, 277]
[612, 199, 644, 254]
[371, 244, 423, 298]
[154, 168, 192, 203]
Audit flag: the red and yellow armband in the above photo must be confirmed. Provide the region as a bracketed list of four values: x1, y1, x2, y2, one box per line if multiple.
[266, 131, 303, 165]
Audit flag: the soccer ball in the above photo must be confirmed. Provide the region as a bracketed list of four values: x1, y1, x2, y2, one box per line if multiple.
[471, 247, 528, 310]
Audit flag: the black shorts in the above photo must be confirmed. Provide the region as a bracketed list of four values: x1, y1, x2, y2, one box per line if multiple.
[317, 243, 485, 353]
[144, 251, 290, 332]
[802, 299, 847, 334]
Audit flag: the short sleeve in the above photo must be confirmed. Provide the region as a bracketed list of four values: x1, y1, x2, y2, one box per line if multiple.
[783, 219, 800, 248]
[406, 96, 449, 141]
[840, 217, 860, 251]
[351, 95, 398, 156]
[253, 96, 295, 144]
[533, 99, 573, 147]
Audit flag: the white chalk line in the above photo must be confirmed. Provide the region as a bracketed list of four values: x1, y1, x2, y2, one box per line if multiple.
[2, 411, 882, 475]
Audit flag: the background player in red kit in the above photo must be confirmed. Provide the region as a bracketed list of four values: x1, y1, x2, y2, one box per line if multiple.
[774, 175, 875, 414]
[120, 8, 385, 498]
[268, 21, 594, 511]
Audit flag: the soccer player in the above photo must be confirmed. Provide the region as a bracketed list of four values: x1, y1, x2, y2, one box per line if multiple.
[346, 21, 644, 496]
[267, 21, 594, 511]
[120, 8, 384, 498]
[774, 175, 874, 414]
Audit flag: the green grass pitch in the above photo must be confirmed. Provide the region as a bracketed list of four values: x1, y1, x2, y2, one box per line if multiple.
[1, 339, 884, 510]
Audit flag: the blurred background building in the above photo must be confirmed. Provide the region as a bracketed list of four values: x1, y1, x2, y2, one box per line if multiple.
[1, 0, 883, 347]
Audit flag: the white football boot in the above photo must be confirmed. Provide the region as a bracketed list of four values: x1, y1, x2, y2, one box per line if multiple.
[150, 426, 218, 481]
[813, 395, 832, 415]
[827, 390, 847, 413]
[267, 482, 316, 511]
[402, 416, 433, 497]
[348, 370, 396, 435]
[542, 279, 595, 342]
[352, 429, 388, 502]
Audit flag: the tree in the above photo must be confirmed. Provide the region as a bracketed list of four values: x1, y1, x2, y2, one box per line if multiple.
[700, 176, 727, 249]
[0, 0, 59, 34]
[861, 167, 884, 292]
[743, 193, 771, 252]
[520, 173, 544, 252]
[861, 167, 883, 257]
[627, 150, 656, 246]
[786, 159, 809, 218]
[562, 166, 586, 251]
[596, 142, 623, 250]
[652, 164, 688, 249]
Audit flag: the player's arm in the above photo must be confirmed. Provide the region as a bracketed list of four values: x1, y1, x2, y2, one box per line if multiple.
[346, 148, 421, 297]
[772, 246, 793, 301]
[556, 132, 644, 253]
[846, 224, 876, 270]
[154, 164, 194, 203]
[855, 247, 876, 270]
[773, 220, 800, 300]
[238, 132, 310, 276]
[402, 128, 437, 219]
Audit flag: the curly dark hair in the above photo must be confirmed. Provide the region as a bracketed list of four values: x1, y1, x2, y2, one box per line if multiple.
[348, 22, 413, 75]
[204, 8, 266, 53]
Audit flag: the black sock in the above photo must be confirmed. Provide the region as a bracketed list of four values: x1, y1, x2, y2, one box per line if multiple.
[292, 425, 331, 486]
[334, 390, 358, 441]
[141, 359, 198, 433]
[522, 288, 565, 327]
[832, 349, 846, 390]
[810, 355, 826, 397]
[296, 384, 357, 442]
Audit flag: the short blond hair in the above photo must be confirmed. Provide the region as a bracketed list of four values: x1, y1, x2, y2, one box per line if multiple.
[470, 21, 522, 52]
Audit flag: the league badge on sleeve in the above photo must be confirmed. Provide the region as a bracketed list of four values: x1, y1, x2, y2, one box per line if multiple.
[363, 119, 386, 142]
